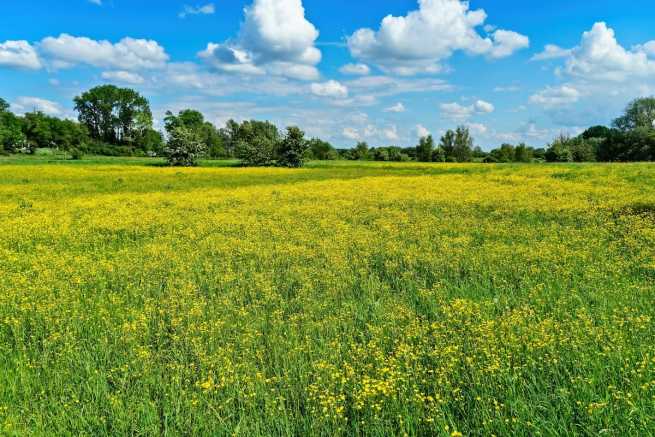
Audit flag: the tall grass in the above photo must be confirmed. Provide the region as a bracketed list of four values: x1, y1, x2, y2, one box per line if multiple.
[0, 161, 654, 435]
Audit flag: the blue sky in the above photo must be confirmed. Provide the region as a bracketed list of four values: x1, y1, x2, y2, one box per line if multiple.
[2, 0, 655, 149]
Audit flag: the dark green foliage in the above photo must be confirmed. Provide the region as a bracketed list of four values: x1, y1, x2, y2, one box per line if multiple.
[368, 146, 408, 162]
[598, 128, 655, 161]
[432, 146, 446, 162]
[581, 125, 611, 140]
[236, 137, 276, 166]
[416, 135, 434, 162]
[307, 138, 337, 160]
[439, 130, 455, 159]
[352, 142, 369, 160]
[164, 109, 225, 158]
[545, 134, 574, 162]
[164, 126, 206, 166]
[277, 126, 308, 168]
[0, 108, 26, 153]
[452, 126, 473, 162]
[74, 85, 152, 146]
[69, 148, 84, 160]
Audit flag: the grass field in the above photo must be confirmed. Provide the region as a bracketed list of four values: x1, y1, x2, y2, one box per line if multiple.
[1, 159, 654, 435]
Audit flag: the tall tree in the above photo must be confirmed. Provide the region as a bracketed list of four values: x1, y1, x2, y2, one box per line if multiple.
[353, 141, 369, 160]
[453, 126, 473, 162]
[0, 101, 25, 153]
[277, 126, 309, 167]
[416, 135, 434, 162]
[165, 109, 225, 158]
[74, 85, 152, 145]
[613, 97, 655, 131]
[439, 130, 456, 160]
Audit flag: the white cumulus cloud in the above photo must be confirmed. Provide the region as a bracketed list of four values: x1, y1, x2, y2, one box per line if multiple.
[440, 99, 494, 121]
[529, 85, 581, 108]
[310, 80, 348, 98]
[531, 44, 573, 61]
[39, 34, 169, 70]
[0, 40, 42, 70]
[200, 0, 321, 80]
[347, 0, 529, 75]
[563, 22, 655, 81]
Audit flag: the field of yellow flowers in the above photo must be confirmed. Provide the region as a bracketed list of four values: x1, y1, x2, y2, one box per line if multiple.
[1, 160, 654, 435]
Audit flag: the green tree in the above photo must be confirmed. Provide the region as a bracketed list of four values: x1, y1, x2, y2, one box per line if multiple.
[432, 146, 446, 162]
[74, 85, 152, 145]
[277, 126, 309, 167]
[164, 126, 206, 166]
[236, 136, 276, 166]
[491, 143, 515, 162]
[545, 134, 574, 162]
[514, 143, 533, 163]
[353, 141, 369, 160]
[165, 109, 225, 158]
[439, 130, 456, 160]
[613, 97, 655, 131]
[416, 135, 434, 162]
[453, 126, 473, 162]
[0, 104, 25, 153]
[308, 138, 336, 160]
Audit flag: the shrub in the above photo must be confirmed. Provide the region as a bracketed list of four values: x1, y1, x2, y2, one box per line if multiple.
[69, 148, 84, 160]
[164, 127, 206, 167]
[236, 138, 275, 167]
[277, 126, 308, 168]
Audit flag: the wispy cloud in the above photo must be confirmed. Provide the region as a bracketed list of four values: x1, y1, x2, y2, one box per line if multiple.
[179, 3, 215, 19]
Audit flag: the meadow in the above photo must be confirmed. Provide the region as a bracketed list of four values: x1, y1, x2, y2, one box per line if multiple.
[0, 158, 654, 435]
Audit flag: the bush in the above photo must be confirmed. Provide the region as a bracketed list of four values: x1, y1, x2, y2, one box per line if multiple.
[164, 127, 206, 167]
[69, 148, 84, 160]
[277, 126, 308, 168]
[236, 137, 276, 167]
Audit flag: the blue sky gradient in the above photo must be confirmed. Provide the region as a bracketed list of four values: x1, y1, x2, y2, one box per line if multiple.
[2, 0, 655, 148]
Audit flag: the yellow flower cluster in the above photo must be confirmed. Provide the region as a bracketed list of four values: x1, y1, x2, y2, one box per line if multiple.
[0, 161, 654, 435]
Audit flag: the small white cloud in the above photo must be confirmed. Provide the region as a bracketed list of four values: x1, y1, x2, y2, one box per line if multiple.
[39, 34, 169, 70]
[440, 99, 494, 121]
[474, 99, 494, 113]
[529, 85, 580, 108]
[89, 0, 102, 5]
[384, 102, 405, 113]
[179, 3, 215, 18]
[339, 63, 370, 75]
[0, 40, 42, 70]
[12, 97, 63, 116]
[531, 44, 573, 61]
[101, 70, 145, 84]
[310, 80, 349, 98]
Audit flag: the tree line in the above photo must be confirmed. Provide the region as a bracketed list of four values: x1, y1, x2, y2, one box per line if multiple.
[2, 85, 655, 166]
